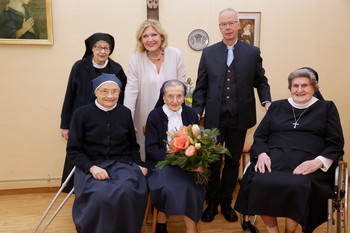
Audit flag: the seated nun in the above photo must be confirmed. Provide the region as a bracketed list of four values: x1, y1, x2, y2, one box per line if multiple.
[67, 73, 148, 233]
[234, 68, 344, 233]
[145, 80, 205, 233]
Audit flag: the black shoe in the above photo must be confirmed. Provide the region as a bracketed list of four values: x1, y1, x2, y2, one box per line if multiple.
[220, 203, 238, 222]
[242, 220, 260, 233]
[201, 203, 218, 222]
[156, 222, 167, 233]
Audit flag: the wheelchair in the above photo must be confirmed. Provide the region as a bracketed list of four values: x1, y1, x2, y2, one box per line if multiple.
[239, 160, 348, 233]
[327, 161, 348, 233]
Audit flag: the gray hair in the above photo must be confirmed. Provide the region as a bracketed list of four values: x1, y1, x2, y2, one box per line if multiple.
[219, 8, 239, 20]
[288, 68, 319, 91]
[163, 80, 186, 96]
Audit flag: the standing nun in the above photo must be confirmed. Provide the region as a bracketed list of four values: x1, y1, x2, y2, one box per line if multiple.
[67, 73, 148, 233]
[60, 32, 128, 193]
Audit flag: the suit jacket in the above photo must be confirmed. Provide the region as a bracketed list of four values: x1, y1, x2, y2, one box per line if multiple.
[192, 40, 271, 130]
[60, 55, 127, 129]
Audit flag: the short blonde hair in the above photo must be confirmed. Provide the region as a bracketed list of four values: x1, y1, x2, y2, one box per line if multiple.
[135, 19, 168, 52]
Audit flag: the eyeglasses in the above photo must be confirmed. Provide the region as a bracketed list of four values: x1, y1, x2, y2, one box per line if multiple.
[98, 89, 119, 96]
[219, 21, 238, 28]
[94, 45, 111, 53]
[291, 83, 313, 90]
[165, 94, 184, 102]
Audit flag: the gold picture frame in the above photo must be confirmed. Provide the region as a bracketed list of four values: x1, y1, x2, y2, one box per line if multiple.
[0, 0, 53, 45]
[238, 12, 261, 47]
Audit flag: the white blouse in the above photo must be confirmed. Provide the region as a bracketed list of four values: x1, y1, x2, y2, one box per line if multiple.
[124, 46, 186, 161]
[162, 104, 183, 142]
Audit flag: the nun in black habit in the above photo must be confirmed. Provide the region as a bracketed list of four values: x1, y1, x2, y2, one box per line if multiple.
[67, 73, 148, 233]
[234, 68, 344, 233]
[145, 80, 205, 233]
[60, 32, 128, 193]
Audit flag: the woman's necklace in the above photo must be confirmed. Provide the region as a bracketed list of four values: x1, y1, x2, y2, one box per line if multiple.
[292, 107, 308, 129]
[147, 51, 164, 61]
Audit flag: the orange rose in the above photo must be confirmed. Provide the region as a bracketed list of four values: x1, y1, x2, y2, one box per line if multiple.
[168, 138, 181, 152]
[173, 135, 190, 150]
[185, 145, 197, 157]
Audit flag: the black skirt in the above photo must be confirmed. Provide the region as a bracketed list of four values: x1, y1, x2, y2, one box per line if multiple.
[73, 160, 148, 233]
[148, 166, 205, 222]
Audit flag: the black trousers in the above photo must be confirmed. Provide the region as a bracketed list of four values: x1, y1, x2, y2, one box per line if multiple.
[205, 111, 247, 206]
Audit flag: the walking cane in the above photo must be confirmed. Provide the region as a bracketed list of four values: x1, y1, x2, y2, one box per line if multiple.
[32, 166, 76, 233]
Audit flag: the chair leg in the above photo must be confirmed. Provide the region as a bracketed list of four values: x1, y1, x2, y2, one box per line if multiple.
[152, 207, 158, 233]
[143, 193, 152, 224]
[196, 222, 201, 233]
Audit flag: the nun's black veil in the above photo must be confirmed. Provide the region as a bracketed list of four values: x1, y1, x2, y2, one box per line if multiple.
[83, 33, 115, 59]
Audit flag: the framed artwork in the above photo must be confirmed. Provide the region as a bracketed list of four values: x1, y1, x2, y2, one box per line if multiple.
[0, 0, 53, 45]
[238, 12, 261, 47]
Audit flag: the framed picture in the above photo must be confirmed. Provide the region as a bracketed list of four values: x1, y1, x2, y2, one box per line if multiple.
[238, 12, 261, 47]
[0, 0, 53, 45]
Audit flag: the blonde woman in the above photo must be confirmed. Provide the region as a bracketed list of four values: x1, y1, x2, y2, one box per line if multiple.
[124, 19, 186, 161]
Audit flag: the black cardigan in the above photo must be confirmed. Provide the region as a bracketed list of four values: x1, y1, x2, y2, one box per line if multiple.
[67, 103, 141, 173]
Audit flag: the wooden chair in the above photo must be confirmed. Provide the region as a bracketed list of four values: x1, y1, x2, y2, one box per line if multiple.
[241, 142, 252, 174]
[142, 124, 153, 224]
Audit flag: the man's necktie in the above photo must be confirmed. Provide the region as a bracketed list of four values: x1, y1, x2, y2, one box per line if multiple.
[227, 48, 233, 67]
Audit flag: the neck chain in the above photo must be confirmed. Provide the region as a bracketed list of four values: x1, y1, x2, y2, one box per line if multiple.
[292, 107, 308, 129]
[147, 51, 164, 61]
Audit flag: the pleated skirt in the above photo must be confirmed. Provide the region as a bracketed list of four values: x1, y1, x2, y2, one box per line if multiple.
[148, 165, 205, 222]
[73, 160, 148, 233]
[234, 148, 335, 233]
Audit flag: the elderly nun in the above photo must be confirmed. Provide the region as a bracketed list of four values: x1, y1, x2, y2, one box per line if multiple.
[60, 32, 128, 193]
[67, 73, 148, 233]
[145, 80, 205, 233]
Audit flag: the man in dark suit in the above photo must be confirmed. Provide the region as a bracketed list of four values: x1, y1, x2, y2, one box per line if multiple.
[192, 8, 271, 223]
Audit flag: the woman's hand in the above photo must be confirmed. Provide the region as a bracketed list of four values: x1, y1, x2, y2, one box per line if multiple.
[17, 18, 35, 38]
[22, 17, 35, 33]
[293, 158, 323, 175]
[61, 129, 69, 140]
[138, 165, 148, 176]
[254, 152, 271, 173]
[89, 165, 110, 180]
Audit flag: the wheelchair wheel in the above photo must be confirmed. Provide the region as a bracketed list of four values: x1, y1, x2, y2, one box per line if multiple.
[335, 162, 348, 233]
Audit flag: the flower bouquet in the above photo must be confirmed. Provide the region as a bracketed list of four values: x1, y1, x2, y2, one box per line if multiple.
[156, 124, 231, 185]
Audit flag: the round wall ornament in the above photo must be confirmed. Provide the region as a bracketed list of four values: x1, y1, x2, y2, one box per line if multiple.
[188, 29, 209, 51]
